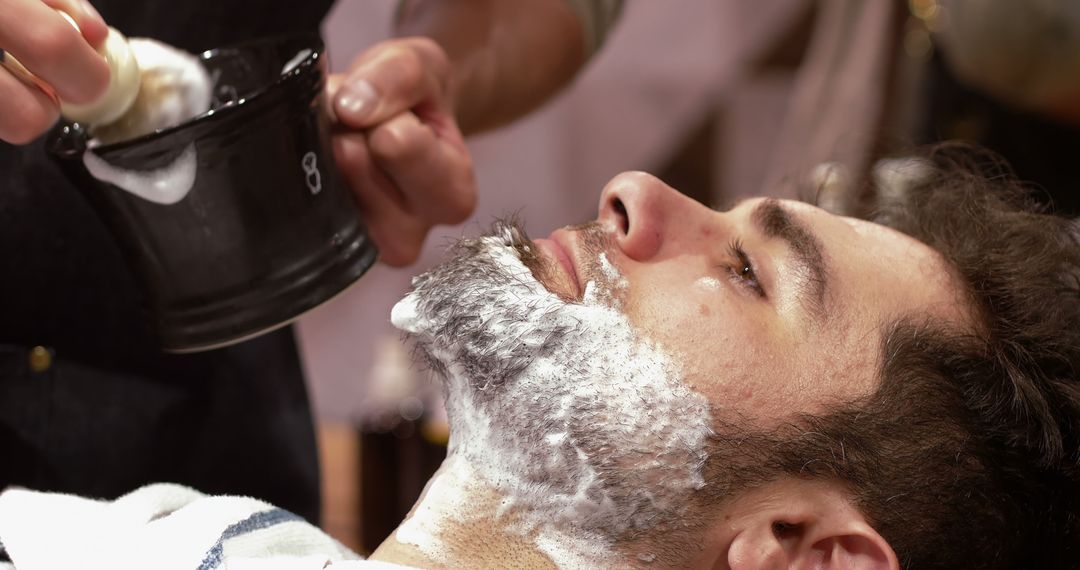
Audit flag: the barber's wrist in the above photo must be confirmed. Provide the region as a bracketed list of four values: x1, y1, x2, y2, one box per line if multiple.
[393, 0, 499, 134]
[446, 48, 501, 135]
[391, 0, 589, 134]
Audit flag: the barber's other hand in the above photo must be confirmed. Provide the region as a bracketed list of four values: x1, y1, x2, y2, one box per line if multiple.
[0, 0, 110, 144]
[328, 37, 476, 267]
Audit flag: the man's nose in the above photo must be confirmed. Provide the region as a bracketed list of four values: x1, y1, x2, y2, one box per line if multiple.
[597, 171, 690, 261]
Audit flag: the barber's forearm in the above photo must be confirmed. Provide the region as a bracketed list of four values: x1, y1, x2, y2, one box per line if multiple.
[395, 0, 588, 134]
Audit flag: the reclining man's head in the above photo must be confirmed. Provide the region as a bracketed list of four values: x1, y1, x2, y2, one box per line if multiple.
[377, 152, 1080, 570]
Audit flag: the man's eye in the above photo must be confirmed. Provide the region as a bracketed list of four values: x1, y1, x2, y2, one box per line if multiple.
[725, 239, 766, 298]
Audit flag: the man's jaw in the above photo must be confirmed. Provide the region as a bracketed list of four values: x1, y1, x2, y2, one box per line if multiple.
[389, 219, 712, 568]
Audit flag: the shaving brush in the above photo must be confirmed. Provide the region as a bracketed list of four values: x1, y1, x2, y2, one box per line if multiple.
[88, 38, 212, 145]
[58, 22, 141, 126]
[1, 10, 141, 126]
[4, 11, 210, 144]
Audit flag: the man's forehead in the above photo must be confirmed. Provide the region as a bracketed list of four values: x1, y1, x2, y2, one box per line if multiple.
[839, 215, 956, 281]
[756, 199, 969, 342]
[836, 213, 978, 335]
[839, 213, 908, 243]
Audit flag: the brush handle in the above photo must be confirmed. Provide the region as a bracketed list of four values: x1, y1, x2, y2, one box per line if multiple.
[0, 11, 140, 126]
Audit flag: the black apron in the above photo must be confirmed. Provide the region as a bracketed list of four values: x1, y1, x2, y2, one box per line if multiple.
[0, 0, 337, 524]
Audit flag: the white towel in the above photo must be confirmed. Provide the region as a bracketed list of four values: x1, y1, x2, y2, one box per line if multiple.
[0, 483, 411, 570]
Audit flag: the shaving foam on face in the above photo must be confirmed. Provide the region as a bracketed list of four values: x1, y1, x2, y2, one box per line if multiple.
[695, 276, 722, 291]
[582, 252, 628, 306]
[391, 226, 715, 567]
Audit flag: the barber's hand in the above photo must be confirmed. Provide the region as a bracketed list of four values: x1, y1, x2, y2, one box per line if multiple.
[327, 36, 476, 267]
[0, 0, 110, 144]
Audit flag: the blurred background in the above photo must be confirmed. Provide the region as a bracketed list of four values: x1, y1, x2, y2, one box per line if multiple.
[300, 0, 1080, 553]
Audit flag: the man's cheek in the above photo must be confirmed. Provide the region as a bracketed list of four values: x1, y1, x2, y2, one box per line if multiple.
[621, 279, 708, 338]
[679, 341, 773, 414]
[624, 281, 754, 348]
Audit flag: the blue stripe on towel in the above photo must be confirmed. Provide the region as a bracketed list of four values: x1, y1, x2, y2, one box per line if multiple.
[196, 508, 304, 570]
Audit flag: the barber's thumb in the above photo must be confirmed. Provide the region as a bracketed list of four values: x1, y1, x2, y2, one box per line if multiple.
[68, 0, 110, 48]
[332, 41, 447, 128]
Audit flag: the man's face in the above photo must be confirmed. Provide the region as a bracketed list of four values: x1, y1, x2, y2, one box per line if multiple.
[392, 171, 969, 565]
[533, 172, 969, 424]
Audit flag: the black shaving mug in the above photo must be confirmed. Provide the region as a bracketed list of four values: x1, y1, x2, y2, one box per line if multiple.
[47, 33, 377, 352]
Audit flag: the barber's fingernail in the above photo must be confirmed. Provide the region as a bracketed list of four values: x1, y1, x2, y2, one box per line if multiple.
[80, 0, 103, 22]
[336, 79, 378, 121]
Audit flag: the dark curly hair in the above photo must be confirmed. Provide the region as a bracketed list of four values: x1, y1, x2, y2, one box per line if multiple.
[676, 145, 1080, 569]
[852, 146, 1080, 568]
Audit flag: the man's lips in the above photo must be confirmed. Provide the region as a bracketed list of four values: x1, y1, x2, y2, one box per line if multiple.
[532, 230, 581, 299]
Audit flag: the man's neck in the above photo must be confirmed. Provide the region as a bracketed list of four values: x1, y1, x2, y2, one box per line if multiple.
[368, 456, 558, 568]
[370, 519, 556, 569]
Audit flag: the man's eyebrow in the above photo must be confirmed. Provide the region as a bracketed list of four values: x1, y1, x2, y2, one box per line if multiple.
[750, 199, 830, 320]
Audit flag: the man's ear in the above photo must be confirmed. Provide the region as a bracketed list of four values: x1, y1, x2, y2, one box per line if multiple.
[724, 479, 899, 570]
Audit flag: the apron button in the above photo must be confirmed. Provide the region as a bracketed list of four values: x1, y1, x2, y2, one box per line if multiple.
[28, 346, 53, 373]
